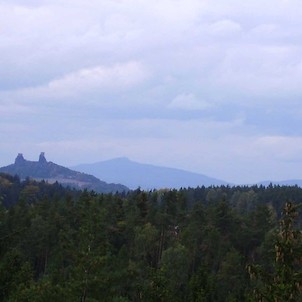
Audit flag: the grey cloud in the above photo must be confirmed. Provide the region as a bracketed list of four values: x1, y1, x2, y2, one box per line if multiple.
[1, 0, 302, 183]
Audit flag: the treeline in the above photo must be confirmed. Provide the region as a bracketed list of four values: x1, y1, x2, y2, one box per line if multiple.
[1, 173, 302, 301]
[0, 173, 80, 207]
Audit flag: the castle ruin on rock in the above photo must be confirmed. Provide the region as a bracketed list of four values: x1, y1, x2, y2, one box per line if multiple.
[39, 152, 47, 164]
[14, 152, 47, 165]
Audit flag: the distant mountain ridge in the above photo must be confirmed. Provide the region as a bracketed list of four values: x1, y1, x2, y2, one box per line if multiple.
[0, 153, 128, 193]
[72, 157, 230, 190]
[257, 179, 302, 187]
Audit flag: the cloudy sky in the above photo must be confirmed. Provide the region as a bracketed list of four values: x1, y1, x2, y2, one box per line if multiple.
[1, 0, 302, 184]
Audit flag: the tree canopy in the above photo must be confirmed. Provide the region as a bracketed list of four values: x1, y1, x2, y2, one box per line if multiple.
[1, 174, 302, 301]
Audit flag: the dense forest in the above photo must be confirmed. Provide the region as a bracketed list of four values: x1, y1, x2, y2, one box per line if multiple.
[1, 172, 302, 301]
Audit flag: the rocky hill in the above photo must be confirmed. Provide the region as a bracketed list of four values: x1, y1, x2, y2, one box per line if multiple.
[0, 153, 128, 193]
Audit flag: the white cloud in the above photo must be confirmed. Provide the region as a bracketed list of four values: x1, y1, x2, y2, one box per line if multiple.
[208, 19, 242, 36]
[2, 0, 302, 183]
[210, 43, 302, 102]
[2, 61, 150, 106]
[254, 135, 302, 162]
[168, 93, 211, 110]
[46, 61, 149, 94]
[249, 23, 278, 37]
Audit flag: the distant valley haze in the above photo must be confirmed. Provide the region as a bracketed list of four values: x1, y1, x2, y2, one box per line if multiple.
[71, 157, 302, 189]
[2, 153, 302, 190]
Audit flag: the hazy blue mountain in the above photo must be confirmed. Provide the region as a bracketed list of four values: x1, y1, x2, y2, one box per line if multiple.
[257, 179, 302, 187]
[72, 157, 230, 190]
[0, 153, 129, 193]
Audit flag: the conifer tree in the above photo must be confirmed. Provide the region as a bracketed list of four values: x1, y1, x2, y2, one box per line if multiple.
[248, 202, 302, 301]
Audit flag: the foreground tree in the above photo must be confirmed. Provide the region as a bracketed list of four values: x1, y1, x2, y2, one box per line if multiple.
[248, 202, 302, 301]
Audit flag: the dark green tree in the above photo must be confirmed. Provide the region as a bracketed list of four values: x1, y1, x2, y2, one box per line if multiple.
[248, 202, 302, 301]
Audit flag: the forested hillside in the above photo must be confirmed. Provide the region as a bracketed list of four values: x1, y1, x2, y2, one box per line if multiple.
[1, 173, 302, 301]
[0, 173, 80, 208]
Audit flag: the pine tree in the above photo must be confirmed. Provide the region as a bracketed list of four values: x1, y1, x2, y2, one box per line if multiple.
[248, 202, 302, 301]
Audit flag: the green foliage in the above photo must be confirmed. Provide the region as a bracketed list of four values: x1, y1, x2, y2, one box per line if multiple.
[248, 202, 302, 301]
[2, 174, 302, 301]
[160, 243, 189, 301]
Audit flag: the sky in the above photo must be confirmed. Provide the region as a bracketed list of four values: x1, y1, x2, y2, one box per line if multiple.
[1, 0, 302, 184]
